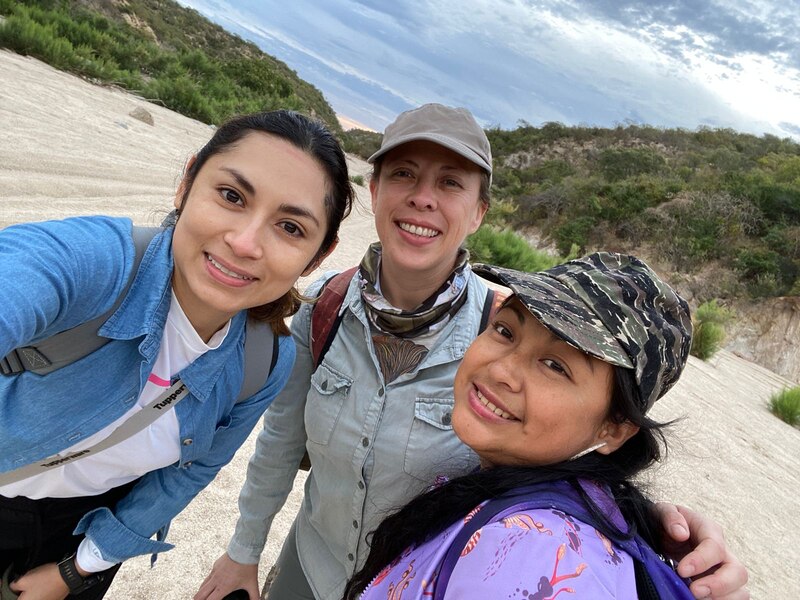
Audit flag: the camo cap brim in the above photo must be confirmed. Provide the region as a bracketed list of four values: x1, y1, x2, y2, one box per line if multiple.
[473, 253, 692, 411]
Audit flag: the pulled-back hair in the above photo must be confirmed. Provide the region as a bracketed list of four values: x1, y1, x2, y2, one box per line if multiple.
[343, 366, 671, 600]
[176, 110, 354, 335]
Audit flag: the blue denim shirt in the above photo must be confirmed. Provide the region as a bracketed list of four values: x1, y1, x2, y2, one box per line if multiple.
[228, 263, 487, 600]
[0, 216, 295, 563]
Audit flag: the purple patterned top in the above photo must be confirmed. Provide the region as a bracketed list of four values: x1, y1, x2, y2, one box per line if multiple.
[359, 501, 636, 599]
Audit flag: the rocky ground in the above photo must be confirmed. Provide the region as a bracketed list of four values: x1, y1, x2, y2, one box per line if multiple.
[1, 50, 798, 599]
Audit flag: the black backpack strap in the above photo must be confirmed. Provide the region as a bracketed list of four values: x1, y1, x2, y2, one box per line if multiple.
[236, 318, 277, 403]
[1, 225, 161, 376]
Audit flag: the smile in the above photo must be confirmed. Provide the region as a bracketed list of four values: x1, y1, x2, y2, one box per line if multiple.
[206, 253, 255, 281]
[398, 221, 439, 238]
[476, 389, 517, 420]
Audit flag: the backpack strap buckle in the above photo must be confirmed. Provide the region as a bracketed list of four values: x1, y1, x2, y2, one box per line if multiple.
[1, 347, 52, 375]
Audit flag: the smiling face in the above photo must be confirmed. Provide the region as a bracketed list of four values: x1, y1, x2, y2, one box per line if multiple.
[452, 297, 638, 467]
[370, 140, 487, 297]
[171, 131, 330, 341]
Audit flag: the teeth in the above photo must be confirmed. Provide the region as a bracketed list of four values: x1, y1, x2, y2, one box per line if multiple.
[476, 390, 514, 420]
[207, 254, 253, 280]
[399, 222, 438, 238]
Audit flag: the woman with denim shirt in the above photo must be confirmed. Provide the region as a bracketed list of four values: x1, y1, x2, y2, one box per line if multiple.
[198, 105, 749, 600]
[0, 110, 353, 600]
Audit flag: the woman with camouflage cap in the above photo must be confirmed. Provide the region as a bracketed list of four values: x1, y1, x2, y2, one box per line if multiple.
[345, 252, 695, 599]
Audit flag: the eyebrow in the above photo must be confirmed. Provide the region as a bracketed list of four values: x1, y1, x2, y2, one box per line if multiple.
[221, 168, 255, 196]
[278, 203, 321, 228]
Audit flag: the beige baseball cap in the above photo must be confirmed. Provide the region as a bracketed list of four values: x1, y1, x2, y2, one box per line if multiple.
[368, 103, 492, 178]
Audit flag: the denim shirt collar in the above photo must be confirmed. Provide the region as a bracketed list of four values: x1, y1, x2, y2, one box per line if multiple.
[97, 227, 247, 402]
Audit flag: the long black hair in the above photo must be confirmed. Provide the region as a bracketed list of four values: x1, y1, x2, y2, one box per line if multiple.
[177, 110, 354, 335]
[343, 366, 672, 600]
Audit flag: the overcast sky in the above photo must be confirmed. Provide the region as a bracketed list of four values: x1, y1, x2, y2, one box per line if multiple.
[178, 0, 800, 139]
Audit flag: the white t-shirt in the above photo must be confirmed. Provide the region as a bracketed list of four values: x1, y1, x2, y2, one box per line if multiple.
[0, 291, 229, 571]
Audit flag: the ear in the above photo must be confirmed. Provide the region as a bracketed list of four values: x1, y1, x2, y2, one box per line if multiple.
[302, 237, 339, 276]
[174, 155, 198, 210]
[369, 176, 379, 213]
[595, 420, 640, 455]
[468, 200, 489, 235]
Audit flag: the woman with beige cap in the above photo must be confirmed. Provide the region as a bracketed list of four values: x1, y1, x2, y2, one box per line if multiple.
[196, 104, 748, 600]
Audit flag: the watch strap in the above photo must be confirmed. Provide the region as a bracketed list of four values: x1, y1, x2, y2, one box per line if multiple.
[57, 554, 105, 595]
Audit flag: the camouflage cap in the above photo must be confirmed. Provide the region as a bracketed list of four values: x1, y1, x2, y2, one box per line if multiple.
[473, 253, 692, 411]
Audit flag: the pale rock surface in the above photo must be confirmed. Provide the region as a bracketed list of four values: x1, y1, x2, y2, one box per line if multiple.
[1, 50, 798, 599]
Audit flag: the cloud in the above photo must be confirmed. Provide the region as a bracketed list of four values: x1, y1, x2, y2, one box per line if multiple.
[178, 0, 800, 139]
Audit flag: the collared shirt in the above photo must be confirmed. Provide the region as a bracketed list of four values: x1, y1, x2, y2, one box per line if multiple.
[0, 216, 294, 563]
[228, 264, 488, 600]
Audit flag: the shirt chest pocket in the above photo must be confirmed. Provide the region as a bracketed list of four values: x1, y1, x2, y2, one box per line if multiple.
[403, 397, 478, 483]
[305, 364, 353, 446]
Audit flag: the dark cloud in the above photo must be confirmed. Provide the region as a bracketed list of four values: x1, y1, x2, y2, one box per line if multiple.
[779, 122, 800, 136]
[565, 0, 800, 68]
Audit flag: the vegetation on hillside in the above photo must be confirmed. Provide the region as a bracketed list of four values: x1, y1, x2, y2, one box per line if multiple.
[343, 123, 800, 300]
[768, 387, 800, 427]
[0, 0, 340, 130]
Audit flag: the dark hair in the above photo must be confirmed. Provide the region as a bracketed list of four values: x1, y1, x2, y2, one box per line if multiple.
[177, 110, 354, 335]
[370, 154, 492, 207]
[343, 366, 671, 600]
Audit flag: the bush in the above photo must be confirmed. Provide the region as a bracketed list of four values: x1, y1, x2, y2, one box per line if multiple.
[349, 174, 364, 186]
[768, 387, 800, 427]
[690, 300, 734, 360]
[466, 225, 563, 271]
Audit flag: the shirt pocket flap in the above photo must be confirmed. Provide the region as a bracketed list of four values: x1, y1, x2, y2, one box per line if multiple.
[413, 397, 454, 429]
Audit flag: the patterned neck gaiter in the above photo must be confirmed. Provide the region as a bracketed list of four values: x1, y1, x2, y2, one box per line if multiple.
[357, 242, 470, 382]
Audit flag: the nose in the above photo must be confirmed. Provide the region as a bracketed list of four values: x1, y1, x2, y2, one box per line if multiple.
[486, 349, 523, 393]
[223, 219, 264, 260]
[408, 178, 437, 211]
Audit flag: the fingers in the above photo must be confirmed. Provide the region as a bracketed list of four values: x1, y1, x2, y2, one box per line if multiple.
[684, 549, 749, 600]
[654, 501, 690, 544]
[194, 553, 259, 600]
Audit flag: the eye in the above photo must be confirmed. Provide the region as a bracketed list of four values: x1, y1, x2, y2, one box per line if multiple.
[542, 358, 569, 377]
[443, 177, 463, 189]
[392, 168, 414, 179]
[221, 188, 244, 206]
[279, 221, 304, 237]
[491, 320, 513, 341]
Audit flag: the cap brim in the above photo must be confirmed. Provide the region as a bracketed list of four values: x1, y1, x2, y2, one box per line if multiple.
[474, 264, 634, 369]
[368, 132, 492, 174]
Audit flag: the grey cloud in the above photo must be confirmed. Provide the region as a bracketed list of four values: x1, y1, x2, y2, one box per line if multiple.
[566, 0, 800, 68]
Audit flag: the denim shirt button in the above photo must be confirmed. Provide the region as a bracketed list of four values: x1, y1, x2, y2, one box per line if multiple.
[441, 412, 452, 425]
[357, 481, 365, 489]
[182, 438, 193, 446]
[378, 388, 384, 397]
[353, 520, 359, 529]
[361, 437, 369, 447]
[347, 553, 354, 561]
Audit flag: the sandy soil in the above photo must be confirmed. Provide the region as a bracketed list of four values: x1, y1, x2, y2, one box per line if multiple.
[1, 50, 798, 599]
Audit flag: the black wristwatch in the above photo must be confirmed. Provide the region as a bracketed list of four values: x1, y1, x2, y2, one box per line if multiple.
[57, 554, 105, 595]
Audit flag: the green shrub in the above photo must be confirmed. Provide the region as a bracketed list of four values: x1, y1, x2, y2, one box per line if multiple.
[690, 300, 734, 360]
[466, 226, 563, 271]
[768, 387, 800, 427]
[349, 174, 364, 186]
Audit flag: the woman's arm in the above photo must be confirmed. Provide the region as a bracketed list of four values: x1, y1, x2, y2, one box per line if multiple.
[0, 217, 134, 355]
